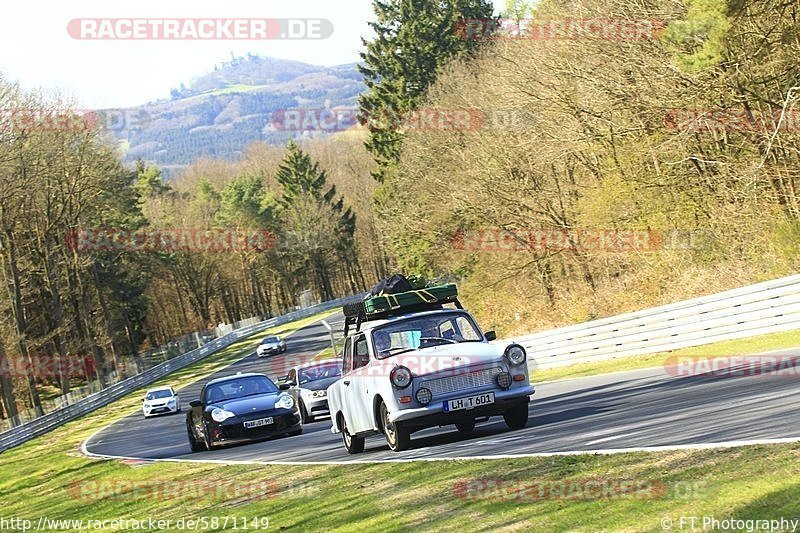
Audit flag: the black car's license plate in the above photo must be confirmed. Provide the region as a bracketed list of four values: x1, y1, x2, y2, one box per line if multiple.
[244, 417, 273, 428]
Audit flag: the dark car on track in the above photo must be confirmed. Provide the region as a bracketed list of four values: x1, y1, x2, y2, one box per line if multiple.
[186, 372, 302, 451]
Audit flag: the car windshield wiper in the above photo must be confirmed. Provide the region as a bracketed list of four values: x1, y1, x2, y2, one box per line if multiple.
[386, 347, 417, 356]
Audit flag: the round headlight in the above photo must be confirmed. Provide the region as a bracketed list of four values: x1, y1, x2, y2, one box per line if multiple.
[276, 394, 295, 410]
[504, 344, 526, 366]
[390, 366, 412, 389]
[496, 371, 512, 389]
[415, 387, 432, 405]
[211, 408, 235, 422]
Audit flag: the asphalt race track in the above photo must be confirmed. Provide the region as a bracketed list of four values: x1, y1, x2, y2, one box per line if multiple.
[84, 316, 800, 464]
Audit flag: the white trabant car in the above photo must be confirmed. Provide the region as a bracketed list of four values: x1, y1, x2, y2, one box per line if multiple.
[327, 307, 534, 453]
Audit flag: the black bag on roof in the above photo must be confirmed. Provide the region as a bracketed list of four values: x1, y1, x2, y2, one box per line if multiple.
[368, 274, 413, 297]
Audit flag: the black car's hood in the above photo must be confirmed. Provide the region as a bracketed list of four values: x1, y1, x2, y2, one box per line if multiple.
[300, 376, 340, 391]
[211, 393, 279, 414]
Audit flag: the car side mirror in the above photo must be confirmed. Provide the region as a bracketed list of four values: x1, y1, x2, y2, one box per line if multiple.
[484, 330, 497, 341]
[189, 400, 202, 408]
[279, 383, 293, 391]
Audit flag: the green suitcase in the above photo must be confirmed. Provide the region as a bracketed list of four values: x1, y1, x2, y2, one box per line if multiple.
[363, 283, 459, 315]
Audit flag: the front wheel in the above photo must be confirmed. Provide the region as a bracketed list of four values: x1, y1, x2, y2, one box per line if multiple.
[381, 402, 410, 452]
[340, 415, 365, 454]
[299, 399, 314, 424]
[503, 402, 529, 430]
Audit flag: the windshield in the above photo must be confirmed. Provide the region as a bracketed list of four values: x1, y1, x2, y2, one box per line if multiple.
[298, 363, 342, 385]
[204, 376, 278, 403]
[371, 311, 483, 359]
[261, 336, 279, 344]
[145, 390, 172, 400]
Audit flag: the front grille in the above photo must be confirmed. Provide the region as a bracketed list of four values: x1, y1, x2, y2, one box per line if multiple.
[421, 367, 501, 398]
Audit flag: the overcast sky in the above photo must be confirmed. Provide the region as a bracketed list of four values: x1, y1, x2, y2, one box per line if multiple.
[1, 0, 381, 108]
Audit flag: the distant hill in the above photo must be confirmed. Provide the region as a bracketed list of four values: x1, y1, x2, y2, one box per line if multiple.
[104, 55, 364, 177]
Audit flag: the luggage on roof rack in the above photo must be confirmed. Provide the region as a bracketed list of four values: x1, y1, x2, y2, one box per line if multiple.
[342, 283, 461, 335]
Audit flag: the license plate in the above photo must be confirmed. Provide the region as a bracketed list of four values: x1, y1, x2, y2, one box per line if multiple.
[244, 417, 273, 428]
[444, 392, 495, 412]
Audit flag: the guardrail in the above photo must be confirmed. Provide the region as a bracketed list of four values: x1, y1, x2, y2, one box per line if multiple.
[510, 274, 800, 370]
[0, 295, 361, 453]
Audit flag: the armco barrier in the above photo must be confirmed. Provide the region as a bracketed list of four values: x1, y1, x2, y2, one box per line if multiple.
[510, 274, 800, 370]
[0, 295, 362, 453]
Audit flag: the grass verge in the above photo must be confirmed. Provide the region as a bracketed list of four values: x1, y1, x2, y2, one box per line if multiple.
[1, 319, 799, 531]
[533, 329, 800, 383]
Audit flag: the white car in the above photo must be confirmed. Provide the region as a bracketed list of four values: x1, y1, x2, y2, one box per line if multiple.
[142, 386, 180, 417]
[256, 335, 287, 357]
[327, 307, 534, 453]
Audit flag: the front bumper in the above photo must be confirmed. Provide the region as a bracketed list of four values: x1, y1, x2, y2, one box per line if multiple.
[143, 403, 178, 416]
[390, 385, 535, 426]
[257, 345, 285, 356]
[303, 397, 330, 417]
[208, 410, 301, 445]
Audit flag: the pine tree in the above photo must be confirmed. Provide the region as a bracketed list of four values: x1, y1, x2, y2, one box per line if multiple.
[275, 142, 357, 300]
[358, 0, 494, 183]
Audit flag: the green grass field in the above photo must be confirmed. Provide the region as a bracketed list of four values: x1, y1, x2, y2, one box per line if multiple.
[1, 319, 799, 531]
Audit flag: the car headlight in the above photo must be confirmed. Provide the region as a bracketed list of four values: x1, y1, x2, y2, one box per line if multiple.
[415, 387, 432, 405]
[276, 394, 295, 410]
[390, 366, 412, 389]
[312, 390, 326, 398]
[504, 344, 527, 366]
[167, 398, 176, 405]
[211, 408, 236, 422]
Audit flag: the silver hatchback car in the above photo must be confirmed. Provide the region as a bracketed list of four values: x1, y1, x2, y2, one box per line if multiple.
[281, 360, 342, 423]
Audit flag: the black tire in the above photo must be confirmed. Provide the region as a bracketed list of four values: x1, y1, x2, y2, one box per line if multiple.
[380, 402, 410, 452]
[339, 414, 365, 454]
[299, 399, 314, 424]
[288, 427, 303, 437]
[187, 425, 204, 452]
[503, 402, 529, 430]
[455, 419, 475, 433]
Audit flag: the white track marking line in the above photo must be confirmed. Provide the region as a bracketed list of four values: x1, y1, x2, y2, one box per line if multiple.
[584, 431, 642, 446]
[81, 436, 800, 465]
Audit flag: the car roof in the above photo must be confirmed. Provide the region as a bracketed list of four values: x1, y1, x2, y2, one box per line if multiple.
[354, 308, 471, 333]
[145, 386, 173, 393]
[295, 359, 341, 371]
[205, 372, 267, 386]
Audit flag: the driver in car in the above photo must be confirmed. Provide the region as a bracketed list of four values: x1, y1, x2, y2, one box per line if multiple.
[374, 330, 392, 357]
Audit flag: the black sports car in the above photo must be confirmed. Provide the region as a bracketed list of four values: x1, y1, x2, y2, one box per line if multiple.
[186, 372, 302, 451]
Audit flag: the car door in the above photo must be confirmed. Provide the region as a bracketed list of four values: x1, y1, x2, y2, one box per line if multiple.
[339, 335, 367, 433]
[346, 333, 375, 433]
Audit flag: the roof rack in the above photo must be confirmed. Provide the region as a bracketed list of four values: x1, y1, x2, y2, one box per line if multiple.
[342, 284, 462, 336]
